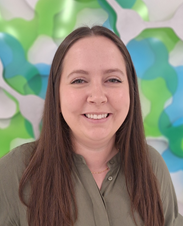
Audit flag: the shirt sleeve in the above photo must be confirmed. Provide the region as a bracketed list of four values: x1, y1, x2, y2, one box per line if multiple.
[0, 149, 20, 225]
[161, 169, 183, 226]
[148, 145, 183, 226]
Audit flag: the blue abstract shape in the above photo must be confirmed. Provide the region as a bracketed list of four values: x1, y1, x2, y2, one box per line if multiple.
[0, 34, 13, 67]
[35, 63, 50, 76]
[103, 18, 113, 31]
[137, 38, 178, 95]
[164, 66, 183, 124]
[0, 33, 39, 81]
[127, 39, 155, 78]
[162, 149, 183, 172]
[35, 63, 50, 99]
[97, 0, 119, 36]
[39, 76, 49, 99]
[173, 117, 183, 127]
[0, 33, 25, 68]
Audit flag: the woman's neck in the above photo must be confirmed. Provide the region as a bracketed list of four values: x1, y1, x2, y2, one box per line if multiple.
[72, 136, 118, 172]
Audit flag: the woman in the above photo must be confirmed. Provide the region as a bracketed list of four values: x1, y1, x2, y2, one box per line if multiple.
[0, 26, 182, 226]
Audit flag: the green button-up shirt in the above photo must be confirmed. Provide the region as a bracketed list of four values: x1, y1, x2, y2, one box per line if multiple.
[0, 142, 182, 225]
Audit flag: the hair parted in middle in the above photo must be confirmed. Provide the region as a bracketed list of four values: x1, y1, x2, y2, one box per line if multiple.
[19, 26, 164, 226]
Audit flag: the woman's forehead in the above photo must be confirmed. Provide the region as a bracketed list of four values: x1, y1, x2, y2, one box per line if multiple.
[62, 36, 125, 68]
[65, 35, 119, 53]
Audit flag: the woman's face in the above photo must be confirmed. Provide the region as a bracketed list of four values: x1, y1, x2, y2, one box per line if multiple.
[59, 36, 130, 146]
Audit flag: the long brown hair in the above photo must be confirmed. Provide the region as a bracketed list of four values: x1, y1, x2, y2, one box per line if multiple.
[19, 26, 164, 226]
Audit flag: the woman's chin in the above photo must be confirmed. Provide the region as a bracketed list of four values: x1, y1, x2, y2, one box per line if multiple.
[84, 132, 115, 144]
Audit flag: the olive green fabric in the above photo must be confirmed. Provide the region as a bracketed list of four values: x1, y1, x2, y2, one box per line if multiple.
[0, 142, 182, 226]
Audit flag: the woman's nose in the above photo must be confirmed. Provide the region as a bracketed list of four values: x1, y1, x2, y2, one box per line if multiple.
[87, 85, 107, 105]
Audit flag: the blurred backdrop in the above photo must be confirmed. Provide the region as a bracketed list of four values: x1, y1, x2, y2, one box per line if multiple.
[0, 0, 183, 214]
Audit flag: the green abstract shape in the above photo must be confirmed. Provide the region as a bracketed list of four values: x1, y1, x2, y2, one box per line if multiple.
[142, 38, 178, 95]
[23, 84, 35, 95]
[25, 119, 34, 138]
[141, 78, 171, 137]
[144, 65, 178, 95]
[0, 90, 34, 157]
[35, 0, 66, 36]
[159, 112, 183, 157]
[136, 28, 179, 52]
[0, 0, 64, 52]
[0, 0, 63, 52]
[115, 0, 136, 8]
[3, 89, 19, 113]
[97, 0, 119, 36]
[115, 0, 149, 21]
[4, 69, 42, 95]
[53, 0, 103, 40]
[0, 0, 110, 54]
[132, 0, 149, 21]
[0, 18, 38, 53]
[1, 33, 41, 98]
[2, 32, 43, 95]
[0, 112, 34, 158]
[1, 0, 102, 52]
[75, 0, 94, 2]
[26, 74, 42, 95]
[5, 75, 28, 95]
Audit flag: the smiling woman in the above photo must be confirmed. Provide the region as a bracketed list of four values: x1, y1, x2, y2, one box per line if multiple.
[60, 35, 130, 152]
[0, 26, 182, 226]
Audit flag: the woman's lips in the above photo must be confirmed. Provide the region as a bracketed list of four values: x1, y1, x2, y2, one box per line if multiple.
[84, 113, 110, 119]
[82, 113, 111, 123]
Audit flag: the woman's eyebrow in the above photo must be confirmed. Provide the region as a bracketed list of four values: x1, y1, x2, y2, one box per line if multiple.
[67, 68, 125, 78]
[67, 70, 89, 78]
[104, 68, 125, 76]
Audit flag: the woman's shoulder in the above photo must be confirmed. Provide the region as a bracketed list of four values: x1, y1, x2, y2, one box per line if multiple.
[0, 142, 36, 179]
[0, 142, 36, 225]
[0, 141, 35, 163]
[147, 144, 168, 173]
[146, 145, 173, 199]
[147, 144, 173, 183]
[147, 145, 183, 224]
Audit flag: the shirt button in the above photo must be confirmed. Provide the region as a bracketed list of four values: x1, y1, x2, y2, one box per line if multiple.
[108, 176, 113, 181]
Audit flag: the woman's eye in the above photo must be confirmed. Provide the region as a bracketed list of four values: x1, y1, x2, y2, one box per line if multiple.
[71, 79, 86, 84]
[107, 78, 122, 83]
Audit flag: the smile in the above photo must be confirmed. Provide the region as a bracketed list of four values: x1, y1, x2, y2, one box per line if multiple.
[84, 113, 109, 119]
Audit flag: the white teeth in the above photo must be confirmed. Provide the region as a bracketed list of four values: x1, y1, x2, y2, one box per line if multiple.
[85, 114, 108, 119]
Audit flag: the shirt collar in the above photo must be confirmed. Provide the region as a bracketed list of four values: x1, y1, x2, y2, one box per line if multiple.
[73, 151, 121, 167]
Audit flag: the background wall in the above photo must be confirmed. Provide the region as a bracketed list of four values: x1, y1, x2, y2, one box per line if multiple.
[0, 0, 183, 214]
